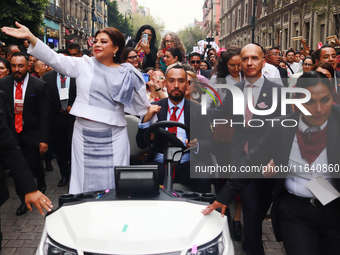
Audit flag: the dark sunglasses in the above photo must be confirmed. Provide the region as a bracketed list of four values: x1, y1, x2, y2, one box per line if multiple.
[190, 60, 201, 64]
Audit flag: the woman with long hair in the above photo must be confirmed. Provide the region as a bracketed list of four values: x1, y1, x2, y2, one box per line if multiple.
[121, 47, 140, 70]
[210, 45, 244, 241]
[2, 22, 153, 194]
[156, 32, 185, 72]
[289, 56, 315, 88]
[0, 57, 10, 79]
[164, 47, 183, 72]
[126, 25, 157, 69]
[209, 45, 243, 107]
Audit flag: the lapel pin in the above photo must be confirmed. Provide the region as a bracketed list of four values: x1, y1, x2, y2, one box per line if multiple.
[263, 93, 266, 97]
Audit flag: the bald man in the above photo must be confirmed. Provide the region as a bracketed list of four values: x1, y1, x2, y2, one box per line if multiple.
[207, 44, 291, 255]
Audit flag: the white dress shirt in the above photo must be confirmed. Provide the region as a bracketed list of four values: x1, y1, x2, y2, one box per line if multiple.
[262, 62, 284, 86]
[285, 116, 333, 198]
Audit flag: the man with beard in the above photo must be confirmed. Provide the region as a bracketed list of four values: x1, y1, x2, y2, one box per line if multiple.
[136, 65, 213, 193]
[0, 52, 49, 216]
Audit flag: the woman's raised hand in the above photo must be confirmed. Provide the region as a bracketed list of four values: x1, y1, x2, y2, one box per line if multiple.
[1, 22, 37, 46]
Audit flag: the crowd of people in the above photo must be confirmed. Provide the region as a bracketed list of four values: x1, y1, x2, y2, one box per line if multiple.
[0, 21, 340, 255]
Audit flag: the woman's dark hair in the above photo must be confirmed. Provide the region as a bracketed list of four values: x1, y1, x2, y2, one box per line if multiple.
[166, 47, 183, 63]
[207, 48, 217, 56]
[134, 25, 157, 51]
[95, 27, 125, 63]
[295, 71, 332, 94]
[302, 56, 314, 65]
[214, 45, 242, 78]
[0, 57, 10, 71]
[121, 47, 138, 63]
[312, 61, 334, 78]
[201, 59, 211, 70]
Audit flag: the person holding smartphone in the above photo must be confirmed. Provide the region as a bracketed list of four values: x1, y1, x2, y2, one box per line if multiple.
[126, 25, 157, 69]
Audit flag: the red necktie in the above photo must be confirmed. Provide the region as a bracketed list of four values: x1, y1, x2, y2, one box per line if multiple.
[15, 81, 23, 133]
[168, 106, 179, 135]
[244, 84, 255, 153]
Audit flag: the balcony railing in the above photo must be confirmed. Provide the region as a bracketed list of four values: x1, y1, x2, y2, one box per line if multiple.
[56, 6, 62, 19]
[96, 3, 102, 13]
[45, 3, 63, 20]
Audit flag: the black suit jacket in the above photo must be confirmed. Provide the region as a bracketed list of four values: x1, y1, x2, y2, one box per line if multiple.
[0, 90, 16, 140]
[0, 74, 50, 146]
[42, 70, 76, 127]
[335, 71, 340, 92]
[209, 77, 292, 165]
[136, 98, 213, 163]
[278, 66, 288, 87]
[0, 110, 37, 206]
[216, 106, 340, 241]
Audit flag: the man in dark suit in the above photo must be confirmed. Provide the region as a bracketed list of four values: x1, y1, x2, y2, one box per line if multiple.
[266, 47, 288, 87]
[315, 45, 340, 92]
[0, 110, 53, 251]
[208, 44, 291, 255]
[188, 52, 213, 79]
[0, 52, 49, 215]
[136, 65, 213, 193]
[42, 49, 76, 187]
[204, 71, 340, 255]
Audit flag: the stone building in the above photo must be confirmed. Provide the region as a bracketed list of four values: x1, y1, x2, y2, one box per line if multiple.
[43, 0, 108, 50]
[203, 0, 221, 46]
[219, 0, 340, 51]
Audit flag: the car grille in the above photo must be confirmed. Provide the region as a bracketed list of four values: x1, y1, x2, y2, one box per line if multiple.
[84, 252, 181, 255]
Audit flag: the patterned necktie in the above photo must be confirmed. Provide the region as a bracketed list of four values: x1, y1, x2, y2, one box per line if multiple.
[15, 81, 23, 133]
[60, 74, 68, 111]
[168, 106, 179, 135]
[244, 84, 255, 153]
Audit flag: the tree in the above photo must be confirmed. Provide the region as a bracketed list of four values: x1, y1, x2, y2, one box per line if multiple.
[108, 0, 134, 38]
[0, 0, 49, 45]
[130, 12, 165, 47]
[178, 25, 207, 53]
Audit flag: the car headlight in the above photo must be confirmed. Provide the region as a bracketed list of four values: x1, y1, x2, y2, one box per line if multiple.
[186, 233, 225, 255]
[43, 235, 78, 255]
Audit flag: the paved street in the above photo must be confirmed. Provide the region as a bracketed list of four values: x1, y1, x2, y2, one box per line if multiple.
[1, 159, 286, 255]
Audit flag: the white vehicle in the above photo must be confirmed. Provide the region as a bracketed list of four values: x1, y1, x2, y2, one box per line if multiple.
[36, 121, 234, 255]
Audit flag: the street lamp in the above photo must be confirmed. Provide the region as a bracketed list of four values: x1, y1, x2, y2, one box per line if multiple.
[125, 10, 132, 20]
[251, 0, 257, 43]
[92, 0, 95, 36]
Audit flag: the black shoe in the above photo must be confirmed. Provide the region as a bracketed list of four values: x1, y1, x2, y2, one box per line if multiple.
[232, 220, 243, 242]
[58, 176, 69, 187]
[16, 203, 28, 216]
[45, 162, 53, 172]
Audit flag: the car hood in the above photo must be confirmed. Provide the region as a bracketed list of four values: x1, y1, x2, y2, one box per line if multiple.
[45, 200, 226, 254]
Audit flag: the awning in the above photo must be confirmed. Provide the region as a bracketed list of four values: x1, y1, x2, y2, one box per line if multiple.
[93, 12, 97, 22]
[98, 16, 103, 24]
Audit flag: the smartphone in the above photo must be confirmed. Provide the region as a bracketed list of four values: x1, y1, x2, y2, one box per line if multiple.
[142, 73, 149, 83]
[142, 34, 148, 44]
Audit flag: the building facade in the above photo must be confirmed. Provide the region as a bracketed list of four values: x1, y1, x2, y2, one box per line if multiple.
[203, 0, 221, 45]
[43, 0, 108, 50]
[219, 0, 340, 51]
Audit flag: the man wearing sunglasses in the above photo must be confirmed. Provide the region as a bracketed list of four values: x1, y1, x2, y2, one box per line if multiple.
[188, 52, 213, 79]
[266, 47, 288, 87]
